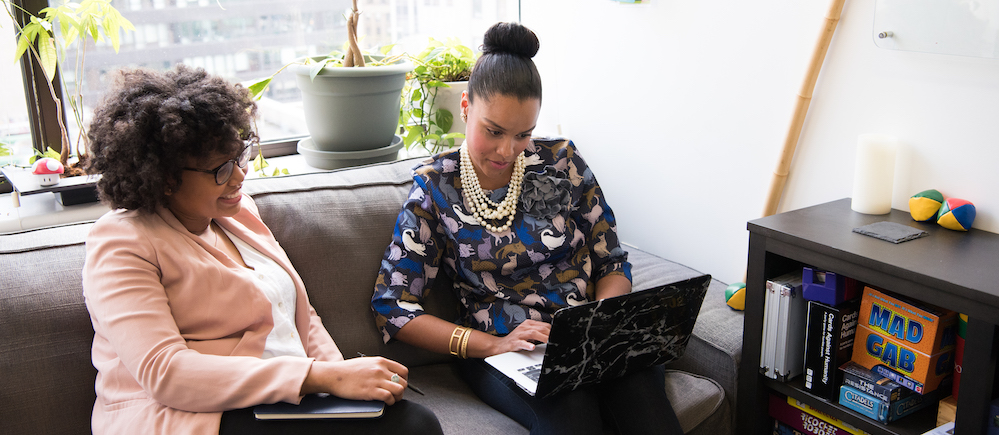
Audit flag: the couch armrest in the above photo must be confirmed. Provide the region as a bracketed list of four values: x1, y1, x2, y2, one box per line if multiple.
[625, 246, 743, 417]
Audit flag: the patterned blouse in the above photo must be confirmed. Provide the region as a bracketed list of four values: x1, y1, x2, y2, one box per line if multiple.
[371, 138, 631, 342]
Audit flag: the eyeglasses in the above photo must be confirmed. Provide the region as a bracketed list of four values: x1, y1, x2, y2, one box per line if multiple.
[183, 145, 251, 185]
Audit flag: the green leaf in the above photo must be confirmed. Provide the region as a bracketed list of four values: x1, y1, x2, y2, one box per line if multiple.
[14, 34, 31, 62]
[280, 168, 289, 175]
[44, 147, 61, 159]
[253, 153, 268, 172]
[308, 59, 327, 81]
[37, 32, 58, 81]
[435, 109, 453, 132]
[379, 44, 396, 55]
[246, 78, 272, 100]
[403, 125, 423, 147]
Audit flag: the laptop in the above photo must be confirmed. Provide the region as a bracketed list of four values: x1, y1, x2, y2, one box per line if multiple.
[484, 274, 711, 398]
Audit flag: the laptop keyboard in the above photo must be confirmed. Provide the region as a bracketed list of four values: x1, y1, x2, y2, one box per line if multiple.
[518, 364, 543, 382]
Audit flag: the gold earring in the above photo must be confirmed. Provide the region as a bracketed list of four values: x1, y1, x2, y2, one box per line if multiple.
[460, 112, 467, 122]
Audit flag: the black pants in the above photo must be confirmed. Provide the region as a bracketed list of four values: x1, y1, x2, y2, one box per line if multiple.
[219, 399, 442, 435]
[457, 359, 684, 435]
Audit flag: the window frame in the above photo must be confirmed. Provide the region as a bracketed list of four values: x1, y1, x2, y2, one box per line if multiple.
[11, 0, 522, 160]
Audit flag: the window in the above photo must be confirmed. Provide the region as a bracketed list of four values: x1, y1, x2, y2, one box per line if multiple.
[0, 18, 31, 166]
[12, 0, 519, 157]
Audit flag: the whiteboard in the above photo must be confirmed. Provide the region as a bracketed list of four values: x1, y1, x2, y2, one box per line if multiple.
[873, 0, 999, 58]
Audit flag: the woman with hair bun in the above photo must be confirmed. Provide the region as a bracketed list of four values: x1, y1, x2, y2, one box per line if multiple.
[372, 22, 683, 434]
[83, 65, 442, 435]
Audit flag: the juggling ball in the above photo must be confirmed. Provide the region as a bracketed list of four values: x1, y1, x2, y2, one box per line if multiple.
[725, 282, 746, 311]
[937, 198, 976, 231]
[909, 189, 944, 222]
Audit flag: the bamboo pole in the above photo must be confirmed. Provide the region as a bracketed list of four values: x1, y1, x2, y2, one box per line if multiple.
[761, 0, 847, 217]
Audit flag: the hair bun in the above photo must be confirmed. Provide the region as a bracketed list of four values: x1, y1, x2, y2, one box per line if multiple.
[481, 22, 540, 58]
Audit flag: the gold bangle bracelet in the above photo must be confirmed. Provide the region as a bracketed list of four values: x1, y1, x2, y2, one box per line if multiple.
[459, 327, 472, 359]
[449, 326, 465, 357]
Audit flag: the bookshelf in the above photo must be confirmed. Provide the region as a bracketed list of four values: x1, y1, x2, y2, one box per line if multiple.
[737, 198, 999, 435]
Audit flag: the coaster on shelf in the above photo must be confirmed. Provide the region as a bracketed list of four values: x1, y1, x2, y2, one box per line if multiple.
[852, 221, 928, 244]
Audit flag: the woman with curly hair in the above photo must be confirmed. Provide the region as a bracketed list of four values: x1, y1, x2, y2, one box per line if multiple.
[371, 23, 683, 435]
[83, 65, 442, 435]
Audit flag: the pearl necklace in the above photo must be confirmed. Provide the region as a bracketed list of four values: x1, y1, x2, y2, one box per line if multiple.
[459, 144, 526, 233]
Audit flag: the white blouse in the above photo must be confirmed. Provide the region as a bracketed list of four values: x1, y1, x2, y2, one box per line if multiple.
[220, 225, 308, 359]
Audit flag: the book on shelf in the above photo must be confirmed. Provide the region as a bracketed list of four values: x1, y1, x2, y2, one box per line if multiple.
[253, 393, 385, 420]
[838, 383, 943, 423]
[936, 395, 956, 428]
[773, 418, 806, 435]
[785, 396, 870, 435]
[761, 274, 781, 378]
[802, 267, 859, 307]
[952, 313, 967, 400]
[761, 272, 807, 381]
[850, 286, 958, 394]
[803, 298, 860, 401]
[921, 421, 955, 435]
[769, 393, 856, 435]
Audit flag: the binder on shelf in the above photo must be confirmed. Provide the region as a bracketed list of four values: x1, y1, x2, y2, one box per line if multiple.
[803, 298, 860, 400]
[771, 272, 806, 381]
[761, 275, 783, 378]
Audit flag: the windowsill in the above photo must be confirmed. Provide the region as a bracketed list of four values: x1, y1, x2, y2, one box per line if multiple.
[0, 192, 110, 233]
[1, 147, 432, 234]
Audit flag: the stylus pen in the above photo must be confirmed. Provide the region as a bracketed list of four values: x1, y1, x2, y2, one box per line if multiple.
[356, 352, 425, 395]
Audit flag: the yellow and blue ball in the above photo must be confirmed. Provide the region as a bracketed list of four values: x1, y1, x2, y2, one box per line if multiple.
[909, 189, 944, 222]
[725, 282, 746, 311]
[937, 198, 976, 231]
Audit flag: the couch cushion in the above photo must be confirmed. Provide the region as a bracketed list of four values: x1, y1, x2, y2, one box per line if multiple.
[0, 223, 97, 434]
[244, 158, 460, 368]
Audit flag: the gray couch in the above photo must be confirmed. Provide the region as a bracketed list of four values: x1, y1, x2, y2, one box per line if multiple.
[0, 157, 743, 434]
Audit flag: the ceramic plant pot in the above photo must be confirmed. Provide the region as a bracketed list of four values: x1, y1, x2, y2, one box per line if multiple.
[292, 58, 412, 152]
[430, 80, 468, 135]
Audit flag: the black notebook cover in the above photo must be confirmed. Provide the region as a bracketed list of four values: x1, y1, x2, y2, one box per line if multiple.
[253, 393, 385, 420]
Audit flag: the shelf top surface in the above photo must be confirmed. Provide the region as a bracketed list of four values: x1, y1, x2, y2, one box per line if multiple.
[748, 198, 999, 314]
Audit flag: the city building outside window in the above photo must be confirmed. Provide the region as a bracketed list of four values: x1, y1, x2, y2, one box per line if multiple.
[19, 0, 519, 157]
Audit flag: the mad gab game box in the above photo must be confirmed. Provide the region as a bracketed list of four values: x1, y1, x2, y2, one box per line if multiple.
[850, 286, 957, 394]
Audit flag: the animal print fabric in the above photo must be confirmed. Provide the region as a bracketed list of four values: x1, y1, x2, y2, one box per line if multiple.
[371, 138, 631, 341]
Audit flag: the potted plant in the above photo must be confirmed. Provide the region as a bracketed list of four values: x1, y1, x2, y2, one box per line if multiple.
[248, 0, 412, 170]
[1, 0, 133, 204]
[401, 37, 477, 155]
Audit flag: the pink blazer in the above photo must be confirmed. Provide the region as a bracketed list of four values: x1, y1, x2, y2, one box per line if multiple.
[82, 195, 343, 435]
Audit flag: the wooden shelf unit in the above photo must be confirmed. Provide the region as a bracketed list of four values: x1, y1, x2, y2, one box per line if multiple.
[737, 198, 999, 435]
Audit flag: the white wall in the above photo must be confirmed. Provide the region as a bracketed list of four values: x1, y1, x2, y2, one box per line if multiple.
[522, 0, 999, 285]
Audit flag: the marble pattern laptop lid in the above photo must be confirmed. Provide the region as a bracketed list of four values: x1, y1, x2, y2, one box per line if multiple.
[535, 274, 711, 398]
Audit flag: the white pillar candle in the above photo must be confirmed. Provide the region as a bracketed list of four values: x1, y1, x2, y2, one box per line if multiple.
[851, 134, 898, 215]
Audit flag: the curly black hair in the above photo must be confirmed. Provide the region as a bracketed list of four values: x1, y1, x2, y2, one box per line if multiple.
[86, 65, 258, 213]
[468, 22, 542, 104]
